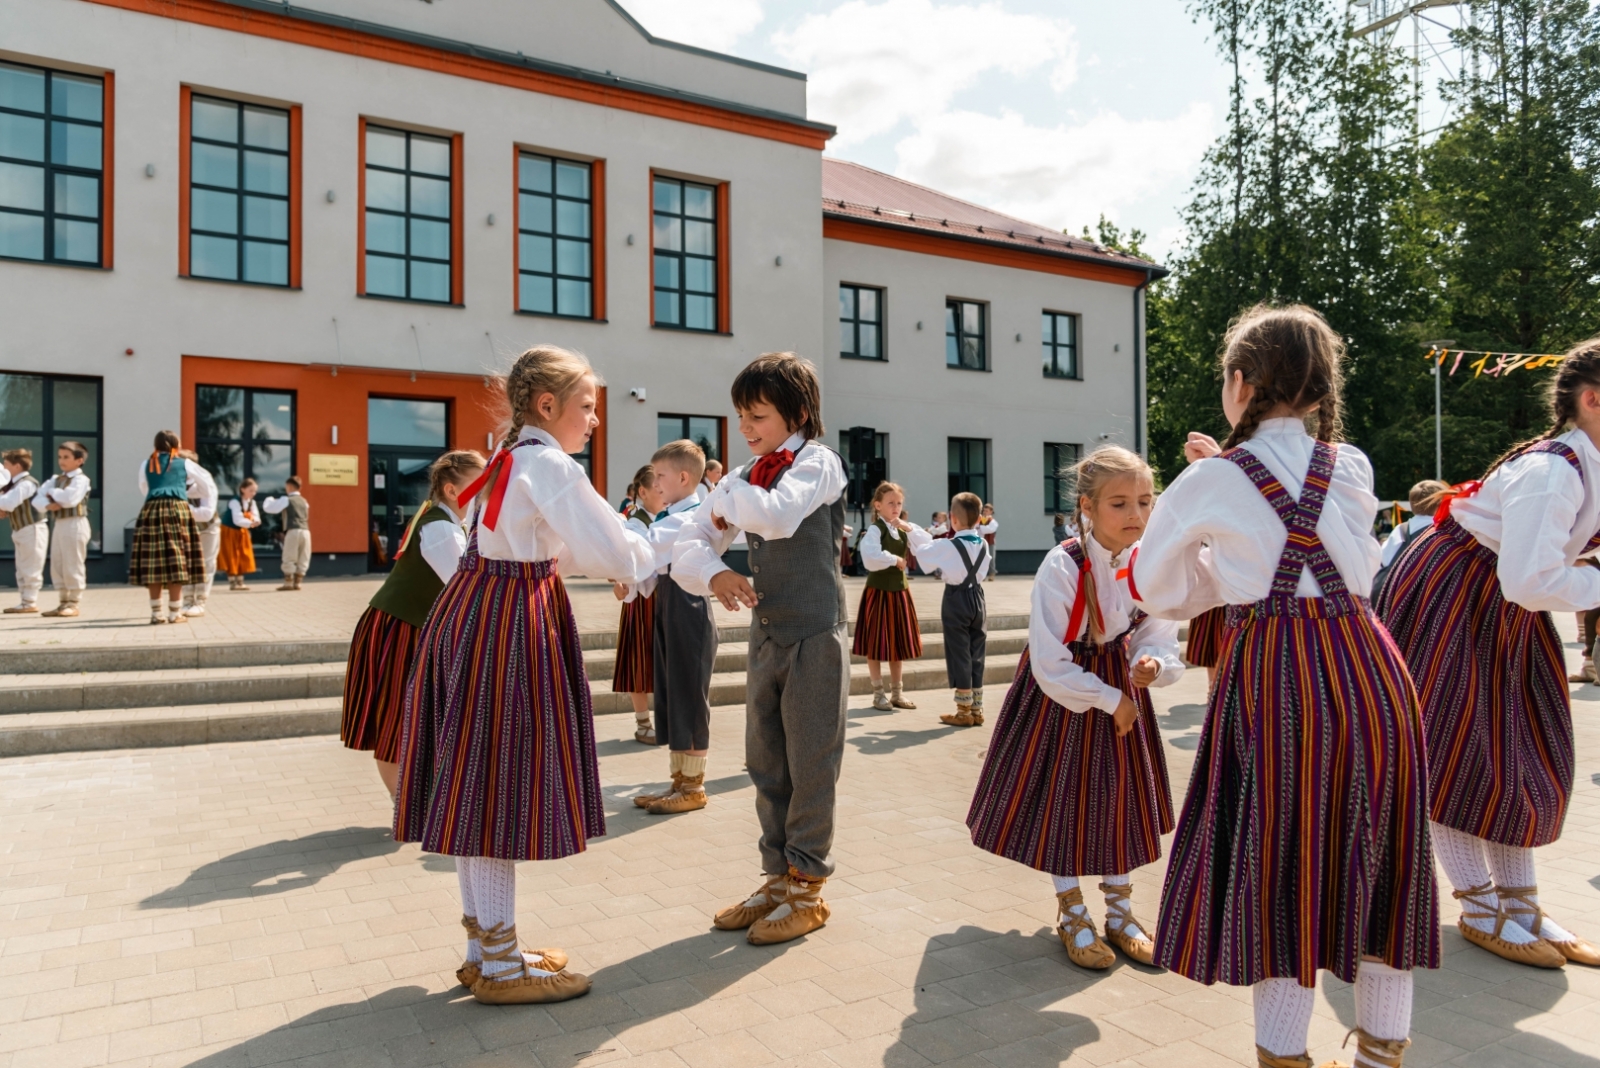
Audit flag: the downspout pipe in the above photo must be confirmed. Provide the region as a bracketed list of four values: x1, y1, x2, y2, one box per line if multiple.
[1133, 269, 1154, 459]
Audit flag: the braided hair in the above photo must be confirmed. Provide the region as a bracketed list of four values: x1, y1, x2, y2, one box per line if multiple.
[496, 345, 596, 449]
[1218, 304, 1345, 450]
[1070, 445, 1154, 644]
[1482, 337, 1600, 478]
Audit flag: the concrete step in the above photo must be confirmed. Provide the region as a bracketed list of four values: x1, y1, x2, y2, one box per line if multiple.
[0, 653, 1025, 756]
[0, 663, 347, 715]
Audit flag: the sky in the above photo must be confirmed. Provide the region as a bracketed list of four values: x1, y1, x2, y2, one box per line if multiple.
[621, 0, 1234, 263]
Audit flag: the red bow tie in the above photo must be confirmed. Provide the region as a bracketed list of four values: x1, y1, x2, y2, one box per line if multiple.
[747, 448, 796, 491]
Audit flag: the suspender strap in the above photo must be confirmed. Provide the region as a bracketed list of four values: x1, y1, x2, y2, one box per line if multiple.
[1060, 538, 1104, 643]
[1224, 441, 1347, 597]
[951, 537, 985, 589]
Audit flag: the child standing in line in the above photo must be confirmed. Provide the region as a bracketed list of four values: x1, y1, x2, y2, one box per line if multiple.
[631, 439, 720, 814]
[853, 481, 922, 711]
[130, 431, 205, 625]
[219, 478, 261, 590]
[263, 477, 310, 589]
[36, 441, 91, 618]
[674, 352, 850, 946]
[394, 346, 653, 1006]
[967, 446, 1181, 971]
[1, 450, 46, 614]
[1134, 305, 1438, 1068]
[179, 450, 220, 617]
[977, 504, 998, 580]
[343, 451, 483, 798]
[614, 465, 665, 745]
[905, 493, 990, 726]
[1376, 337, 1600, 972]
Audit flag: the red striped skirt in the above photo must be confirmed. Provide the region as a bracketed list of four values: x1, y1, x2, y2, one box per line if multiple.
[612, 592, 655, 693]
[340, 606, 419, 762]
[1185, 605, 1229, 667]
[1375, 516, 1574, 847]
[967, 644, 1173, 876]
[393, 555, 604, 860]
[1154, 596, 1440, 986]
[851, 586, 923, 661]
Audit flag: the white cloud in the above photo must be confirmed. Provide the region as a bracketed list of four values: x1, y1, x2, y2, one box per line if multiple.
[893, 104, 1216, 239]
[621, 0, 766, 54]
[772, 0, 1078, 148]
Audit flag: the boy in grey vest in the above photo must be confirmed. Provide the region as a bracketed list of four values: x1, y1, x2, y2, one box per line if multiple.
[262, 476, 311, 589]
[674, 353, 849, 946]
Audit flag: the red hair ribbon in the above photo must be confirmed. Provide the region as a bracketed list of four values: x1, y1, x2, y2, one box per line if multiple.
[1432, 480, 1482, 525]
[457, 449, 516, 531]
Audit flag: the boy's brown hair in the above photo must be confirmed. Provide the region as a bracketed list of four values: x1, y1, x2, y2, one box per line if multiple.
[652, 438, 707, 482]
[949, 492, 982, 527]
[428, 450, 486, 502]
[2, 448, 32, 470]
[731, 352, 824, 440]
[1408, 479, 1450, 517]
[58, 440, 88, 461]
[285, 475, 302, 490]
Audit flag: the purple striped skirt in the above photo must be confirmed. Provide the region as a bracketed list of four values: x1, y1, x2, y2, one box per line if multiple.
[1154, 596, 1440, 986]
[1185, 606, 1230, 668]
[967, 644, 1173, 876]
[393, 555, 605, 860]
[1375, 516, 1574, 847]
[612, 592, 654, 693]
[340, 606, 419, 762]
[851, 586, 924, 662]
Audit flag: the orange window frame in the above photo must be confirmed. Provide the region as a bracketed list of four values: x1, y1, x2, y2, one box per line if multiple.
[356, 119, 463, 304]
[648, 171, 730, 333]
[177, 86, 302, 285]
[510, 149, 606, 320]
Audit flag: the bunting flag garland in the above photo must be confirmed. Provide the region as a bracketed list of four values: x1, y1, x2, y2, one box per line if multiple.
[1425, 346, 1566, 378]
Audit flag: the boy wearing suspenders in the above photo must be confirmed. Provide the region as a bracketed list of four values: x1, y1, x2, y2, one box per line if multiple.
[905, 492, 992, 726]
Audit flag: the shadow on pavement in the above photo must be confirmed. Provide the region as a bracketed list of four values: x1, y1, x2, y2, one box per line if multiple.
[848, 724, 961, 755]
[140, 825, 399, 909]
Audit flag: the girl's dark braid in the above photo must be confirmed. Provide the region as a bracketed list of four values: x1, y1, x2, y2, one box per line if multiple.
[1221, 386, 1278, 450]
[502, 359, 534, 449]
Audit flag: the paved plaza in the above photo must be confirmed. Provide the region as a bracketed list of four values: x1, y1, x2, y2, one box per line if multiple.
[2, 587, 1599, 1067]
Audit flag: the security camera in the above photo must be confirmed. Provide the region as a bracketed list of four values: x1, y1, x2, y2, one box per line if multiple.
[629, 387, 647, 402]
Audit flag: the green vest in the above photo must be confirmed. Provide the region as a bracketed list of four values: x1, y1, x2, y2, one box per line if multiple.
[368, 505, 459, 629]
[864, 518, 910, 592]
[145, 454, 188, 500]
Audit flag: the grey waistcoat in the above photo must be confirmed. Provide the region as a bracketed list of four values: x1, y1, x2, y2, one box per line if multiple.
[282, 496, 309, 531]
[739, 444, 848, 646]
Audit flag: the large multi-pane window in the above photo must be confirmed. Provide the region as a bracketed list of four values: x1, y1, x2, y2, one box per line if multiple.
[948, 437, 989, 502]
[658, 414, 722, 462]
[1044, 442, 1081, 513]
[0, 62, 103, 265]
[1043, 311, 1080, 379]
[188, 95, 290, 286]
[0, 373, 102, 555]
[946, 300, 986, 370]
[195, 386, 296, 551]
[839, 284, 883, 360]
[517, 153, 592, 318]
[364, 125, 452, 303]
[652, 176, 717, 331]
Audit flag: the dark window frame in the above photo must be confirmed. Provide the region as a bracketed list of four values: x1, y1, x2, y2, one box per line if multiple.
[366, 394, 451, 448]
[516, 151, 594, 320]
[0, 371, 104, 558]
[363, 124, 454, 305]
[657, 412, 725, 463]
[188, 93, 291, 287]
[651, 175, 719, 333]
[193, 385, 297, 553]
[839, 283, 885, 361]
[1043, 310, 1081, 380]
[1044, 441, 1081, 514]
[946, 299, 988, 371]
[948, 436, 990, 502]
[0, 60, 105, 267]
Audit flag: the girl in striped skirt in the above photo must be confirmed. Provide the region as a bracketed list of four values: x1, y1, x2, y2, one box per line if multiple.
[340, 450, 483, 798]
[968, 446, 1182, 971]
[130, 430, 205, 625]
[394, 346, 654, 1006]
[614, 465, 665, 744]
[1376, 338, 1600, 973]
[1133, 305, 1438, 1068]
[853, 481, 923, 710]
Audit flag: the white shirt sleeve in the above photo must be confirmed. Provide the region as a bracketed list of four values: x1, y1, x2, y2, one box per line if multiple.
[1027, 551, 1127, 714]
[0, 479, 33, 512]
[417, 518, 467, 583]
[1494, 454, 1600, 611]
[977, 519, 998, 535]
[859, 524, 902, 571]
[1379, 524, 1407, 568]
[229, 499, 248, 526]
[261, 495, 290, 515]
[1129, 464, 1229, 620]
[137, 462, 149, 498]
[712, 445, 847, 541]
[50, 471, 89, 507]
[189, 467, 219, 523]
[672, 484, 740, 596]
[1129, 612, 1186, 689]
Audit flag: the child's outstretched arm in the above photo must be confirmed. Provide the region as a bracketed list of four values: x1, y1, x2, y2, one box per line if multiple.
[1128, 613, 1185, 690]
[672, 483, 748, 608]
[716, 447, 846, 540]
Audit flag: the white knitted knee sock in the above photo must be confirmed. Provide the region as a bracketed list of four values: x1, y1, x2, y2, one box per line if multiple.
[1485, 841, 1575, 942]
[1051, 875, 1095, 949]
[1100, 874, 1147, 941]
[1354, 960, 1412, 1061]
[1431, 823, 1540, 944]
[456, 857, 481, 964]
[471, 858, 553, 980]
[1253, 978, 1315, 1059]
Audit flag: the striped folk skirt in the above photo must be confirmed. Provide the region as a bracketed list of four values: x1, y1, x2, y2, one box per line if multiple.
[393, 555, 604, 860]
[340, 606, 420, 762]
[612, 592, 655, 693]
[967, 645, 1173, 876]
[1185, 605, 1229, 668]
[218, 526, 256, 575]
[1375, 517, 1574, 847]
[127, 497, 205, 587]
[851, 586, 924, 661]
[1154, 598, 1440, 986]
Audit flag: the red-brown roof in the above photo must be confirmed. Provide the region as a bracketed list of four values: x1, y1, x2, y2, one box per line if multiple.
[821, 158, 1164, 277]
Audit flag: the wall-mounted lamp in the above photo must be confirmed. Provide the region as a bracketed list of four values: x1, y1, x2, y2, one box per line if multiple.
[915, 321, 923, 331]
[626, 233, 635, 245]
[1015, 333, 1022, 342]
[144, 164, 155, 178]
[486, 213, 496, 226]
[774, 255, 783, 267]
[326, 189, 336, 203]
[1114, 343, 1121, 352]
[332, 425, 339, 446]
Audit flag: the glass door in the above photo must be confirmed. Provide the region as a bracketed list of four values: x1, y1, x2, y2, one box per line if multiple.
[195, 386, 295, 554]
[367, 396, 448, 572]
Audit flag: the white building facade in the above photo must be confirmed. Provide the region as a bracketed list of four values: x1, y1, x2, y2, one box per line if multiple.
[0, 0, 1160, 580]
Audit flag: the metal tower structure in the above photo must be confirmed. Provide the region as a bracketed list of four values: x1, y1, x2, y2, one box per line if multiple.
[1348, 0, 1472, 140]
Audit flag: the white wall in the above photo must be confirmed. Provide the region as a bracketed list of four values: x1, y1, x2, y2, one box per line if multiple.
[822, 237, 1144, 554]
[0, 0, 824, 550]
